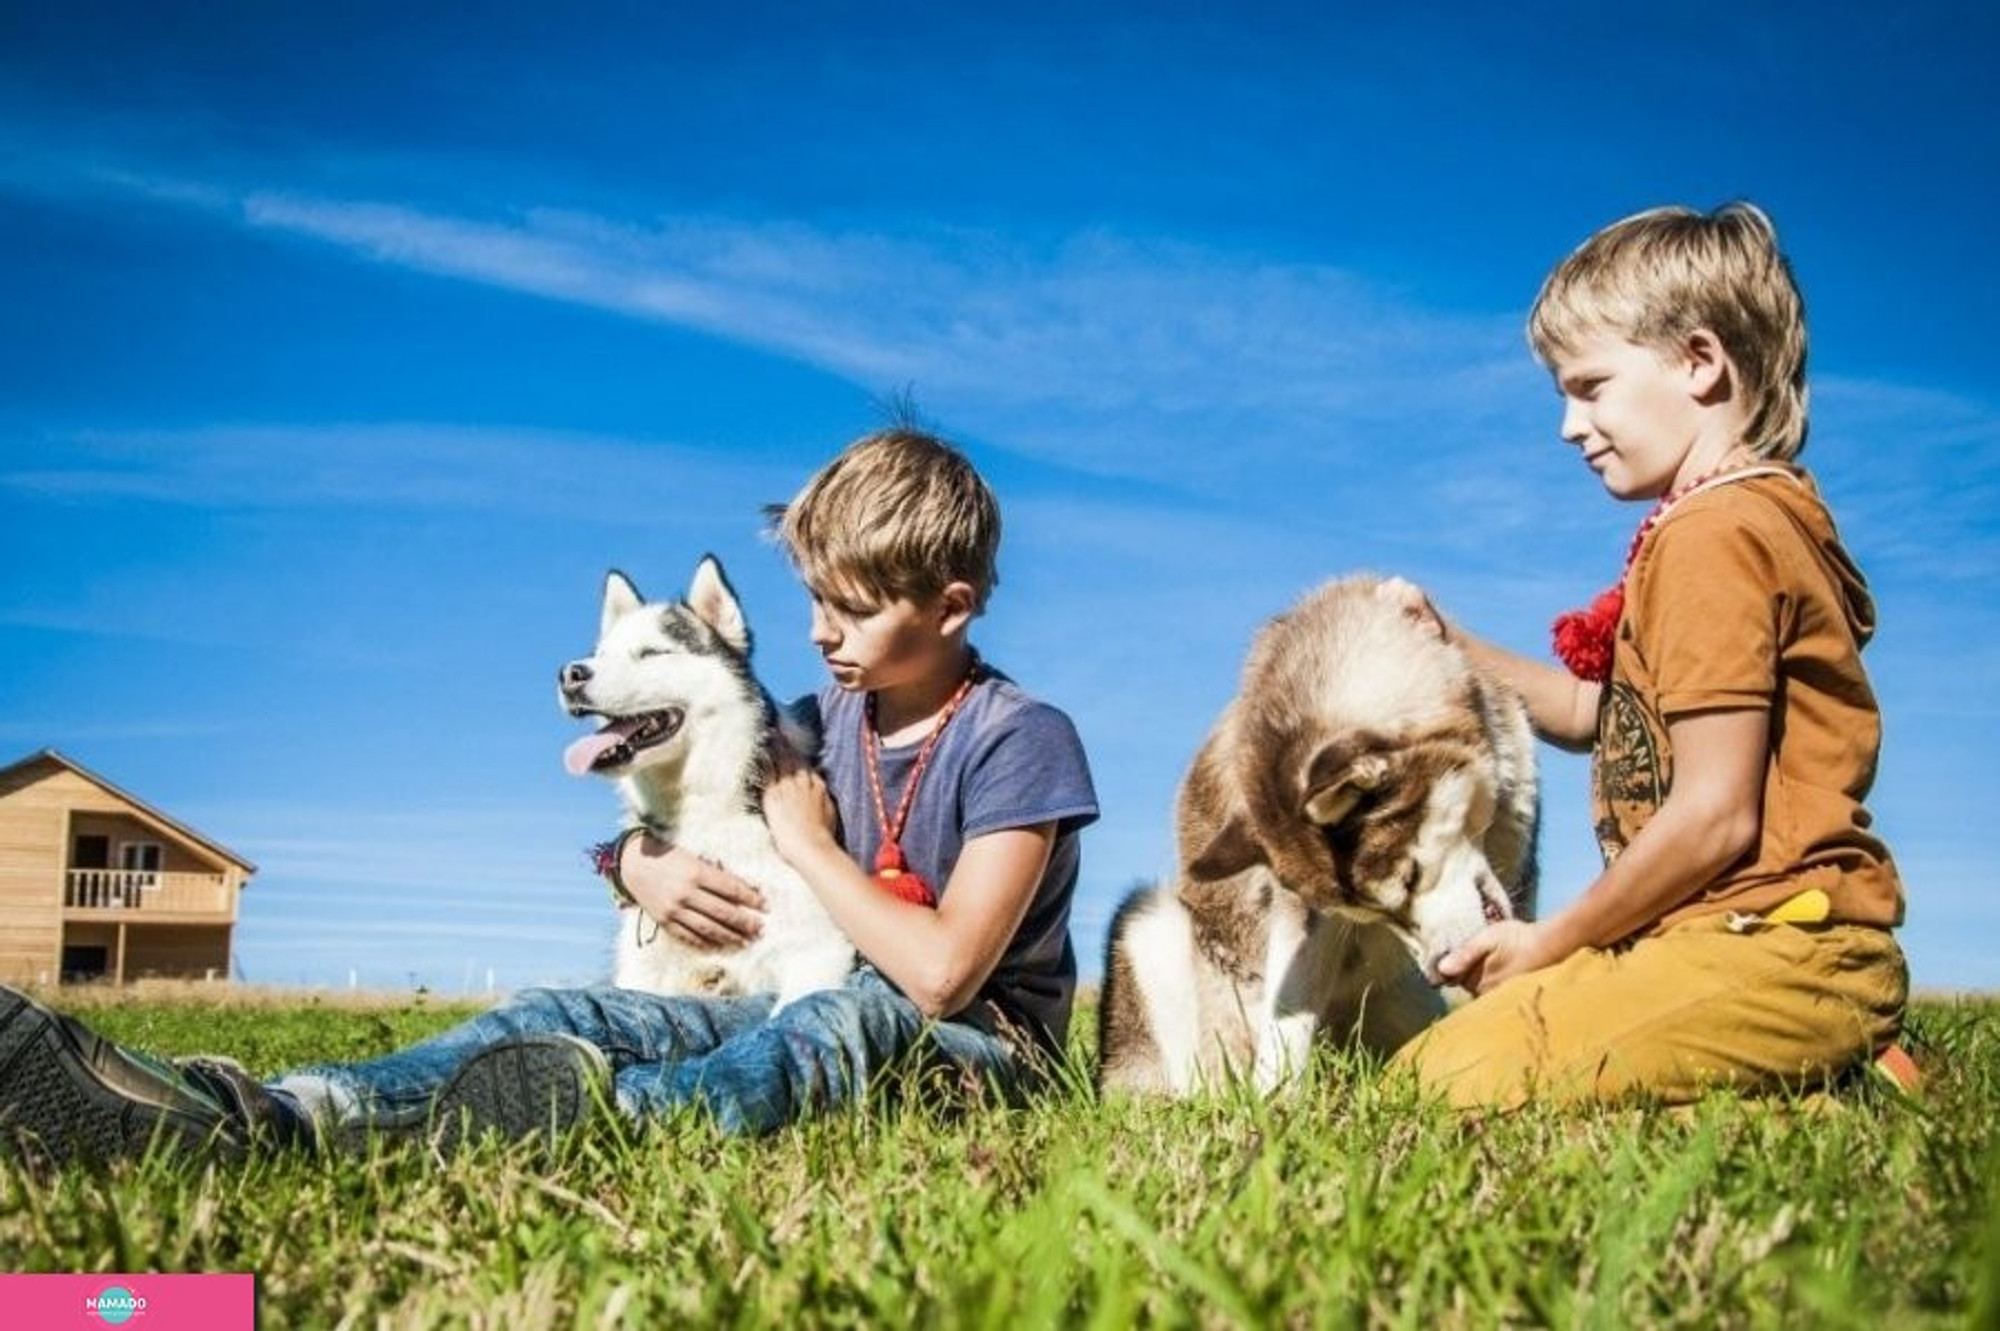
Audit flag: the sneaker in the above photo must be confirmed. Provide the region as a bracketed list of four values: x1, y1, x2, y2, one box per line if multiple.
[429, 1033, 610, 1152]
[179, 1055, 319, 1151]
[0, 985, 307, 1164]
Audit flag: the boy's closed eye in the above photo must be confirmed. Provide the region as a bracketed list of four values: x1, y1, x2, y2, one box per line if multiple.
[813, 590, 881, 622]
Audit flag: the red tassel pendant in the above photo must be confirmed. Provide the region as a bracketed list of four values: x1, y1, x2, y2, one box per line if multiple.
[1552, 585, 1623, 684]
[861, 663, 978, 913]
[873, 840, 937, 908]
[1552, 457, 1764, 684]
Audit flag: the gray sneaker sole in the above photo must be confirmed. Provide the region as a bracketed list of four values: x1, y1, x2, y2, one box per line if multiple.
[0, 988, 232, 1165]
[430, 1034, 607, 1153]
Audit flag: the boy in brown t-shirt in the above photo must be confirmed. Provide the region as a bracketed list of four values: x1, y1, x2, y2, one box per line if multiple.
[1392, 203, 1909, 1107]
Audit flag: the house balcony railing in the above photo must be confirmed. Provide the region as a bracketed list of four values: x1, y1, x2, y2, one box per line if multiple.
[65, 869, 233, 916]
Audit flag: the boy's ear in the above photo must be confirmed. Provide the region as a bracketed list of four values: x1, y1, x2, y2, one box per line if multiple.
[1681, 327, 1734, 402]
[935, 580, 979, 635]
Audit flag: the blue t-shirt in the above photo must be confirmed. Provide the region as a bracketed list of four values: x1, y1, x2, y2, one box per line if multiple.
[804, 659, 1098, 1052]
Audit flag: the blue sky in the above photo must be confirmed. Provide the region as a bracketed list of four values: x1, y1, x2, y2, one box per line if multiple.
[3, 2, 1995, 994]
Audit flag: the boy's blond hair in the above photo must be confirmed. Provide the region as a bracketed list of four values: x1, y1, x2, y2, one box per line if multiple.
[1528, 202, 1810, 459]
[772, 427, 1001, 611]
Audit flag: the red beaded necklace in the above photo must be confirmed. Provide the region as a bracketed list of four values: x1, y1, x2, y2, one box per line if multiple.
[861, 659, 980, 907]
[1551, 455, 1766, 683]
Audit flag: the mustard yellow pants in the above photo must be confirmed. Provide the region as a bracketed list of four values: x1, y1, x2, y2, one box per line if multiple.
[1388, 915, 1907, 1110]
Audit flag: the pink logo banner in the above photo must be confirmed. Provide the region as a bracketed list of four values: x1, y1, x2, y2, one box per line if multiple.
[0, 1273, 255, 1329]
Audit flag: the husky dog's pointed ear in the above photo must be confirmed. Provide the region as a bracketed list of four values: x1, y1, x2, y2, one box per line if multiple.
[601, 570, 643, 638]
[1177, 726, 1265, 882]
[1303, 744, 1391, 828]
[687, 554, 751, 654]
[1186, 812, 1263, 882]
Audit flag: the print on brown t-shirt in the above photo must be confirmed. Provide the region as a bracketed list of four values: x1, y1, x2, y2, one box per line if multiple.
[1592, 678, 1666, 866]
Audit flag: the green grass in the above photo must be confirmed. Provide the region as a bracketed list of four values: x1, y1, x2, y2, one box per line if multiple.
[5, 989, 1996, 1328]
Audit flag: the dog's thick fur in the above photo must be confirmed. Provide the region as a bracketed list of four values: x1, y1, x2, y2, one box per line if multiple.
[559, 556, 854, 1007]
[1097, 574, 1538, 1096]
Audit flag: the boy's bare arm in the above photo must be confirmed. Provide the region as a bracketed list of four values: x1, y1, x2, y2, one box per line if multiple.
[832, 826, 1053, 1018]
[760, 748, 1055, 1019]
[1448, 626, 1601, 751]
[1441, 705, 1768, 992]
[1378, 580, 1598, 750]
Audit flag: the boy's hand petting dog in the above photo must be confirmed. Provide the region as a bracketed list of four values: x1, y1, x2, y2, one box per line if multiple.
[1375, 576, 1450, 642]
[761, 738, 841, 863]
[1437, 918, 1564, 995]
[620, 832, 767, 951]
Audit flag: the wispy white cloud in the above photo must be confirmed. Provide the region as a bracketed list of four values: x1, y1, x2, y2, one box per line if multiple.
[15, 160, 1543, 484]
[35, 156, 1997, 565]
[231, 190, 1506, 410]
[234, 199, 1547, 482]
[3, 422, 799, 518]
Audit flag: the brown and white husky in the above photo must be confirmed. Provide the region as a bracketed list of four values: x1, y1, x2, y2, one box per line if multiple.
[1097, 574, 1538, 1096]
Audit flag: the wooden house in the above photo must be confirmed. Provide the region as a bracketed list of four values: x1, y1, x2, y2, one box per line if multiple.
[0, 749, 254, 986]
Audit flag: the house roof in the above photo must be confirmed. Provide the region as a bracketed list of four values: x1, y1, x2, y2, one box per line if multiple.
[0, 748, 258, 875]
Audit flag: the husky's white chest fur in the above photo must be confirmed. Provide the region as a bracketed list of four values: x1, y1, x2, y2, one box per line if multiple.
[608, 762, 852, 1008]
[561, 556, 854, 1009]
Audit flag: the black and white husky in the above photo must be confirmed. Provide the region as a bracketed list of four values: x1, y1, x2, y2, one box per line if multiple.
[559, 556, 854, 1007]
[1097, 575, 1539, 1097]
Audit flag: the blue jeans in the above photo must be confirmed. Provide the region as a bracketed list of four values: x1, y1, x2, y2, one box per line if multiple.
[274, 969, 1031, 1136]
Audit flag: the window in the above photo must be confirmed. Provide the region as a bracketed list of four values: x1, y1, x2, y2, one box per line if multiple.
[61, 945, 109, 983]
[117, 841, 163, 904]
[72, 834, 111, 870]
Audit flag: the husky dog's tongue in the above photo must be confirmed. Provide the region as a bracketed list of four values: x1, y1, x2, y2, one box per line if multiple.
[564, 719, 649, 776]
[564, 709, 686, 776]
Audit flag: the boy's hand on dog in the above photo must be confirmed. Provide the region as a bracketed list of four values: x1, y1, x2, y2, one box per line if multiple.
[1375, 576, 1450, 643]
[1438, 919, 1562, 994]
[620, 832, 767, 950]
[761, 738, 841, 863]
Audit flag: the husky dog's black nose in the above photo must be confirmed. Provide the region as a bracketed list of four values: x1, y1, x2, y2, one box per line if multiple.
[560, 661, 593, 691]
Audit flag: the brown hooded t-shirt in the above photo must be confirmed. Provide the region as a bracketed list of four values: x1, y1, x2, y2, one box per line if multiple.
[1591, 465, 1905, 936]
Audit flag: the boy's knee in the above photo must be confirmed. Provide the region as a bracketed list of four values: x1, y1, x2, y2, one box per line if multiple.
[489, 985, 619, 1041]
[497, 985, 571, 1023]
[1391, 1023, 1510, 1110]
[1386, 986, 1571, 1110]
[775, 984, 931, 1071]
[779, 987, 874, 1043]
